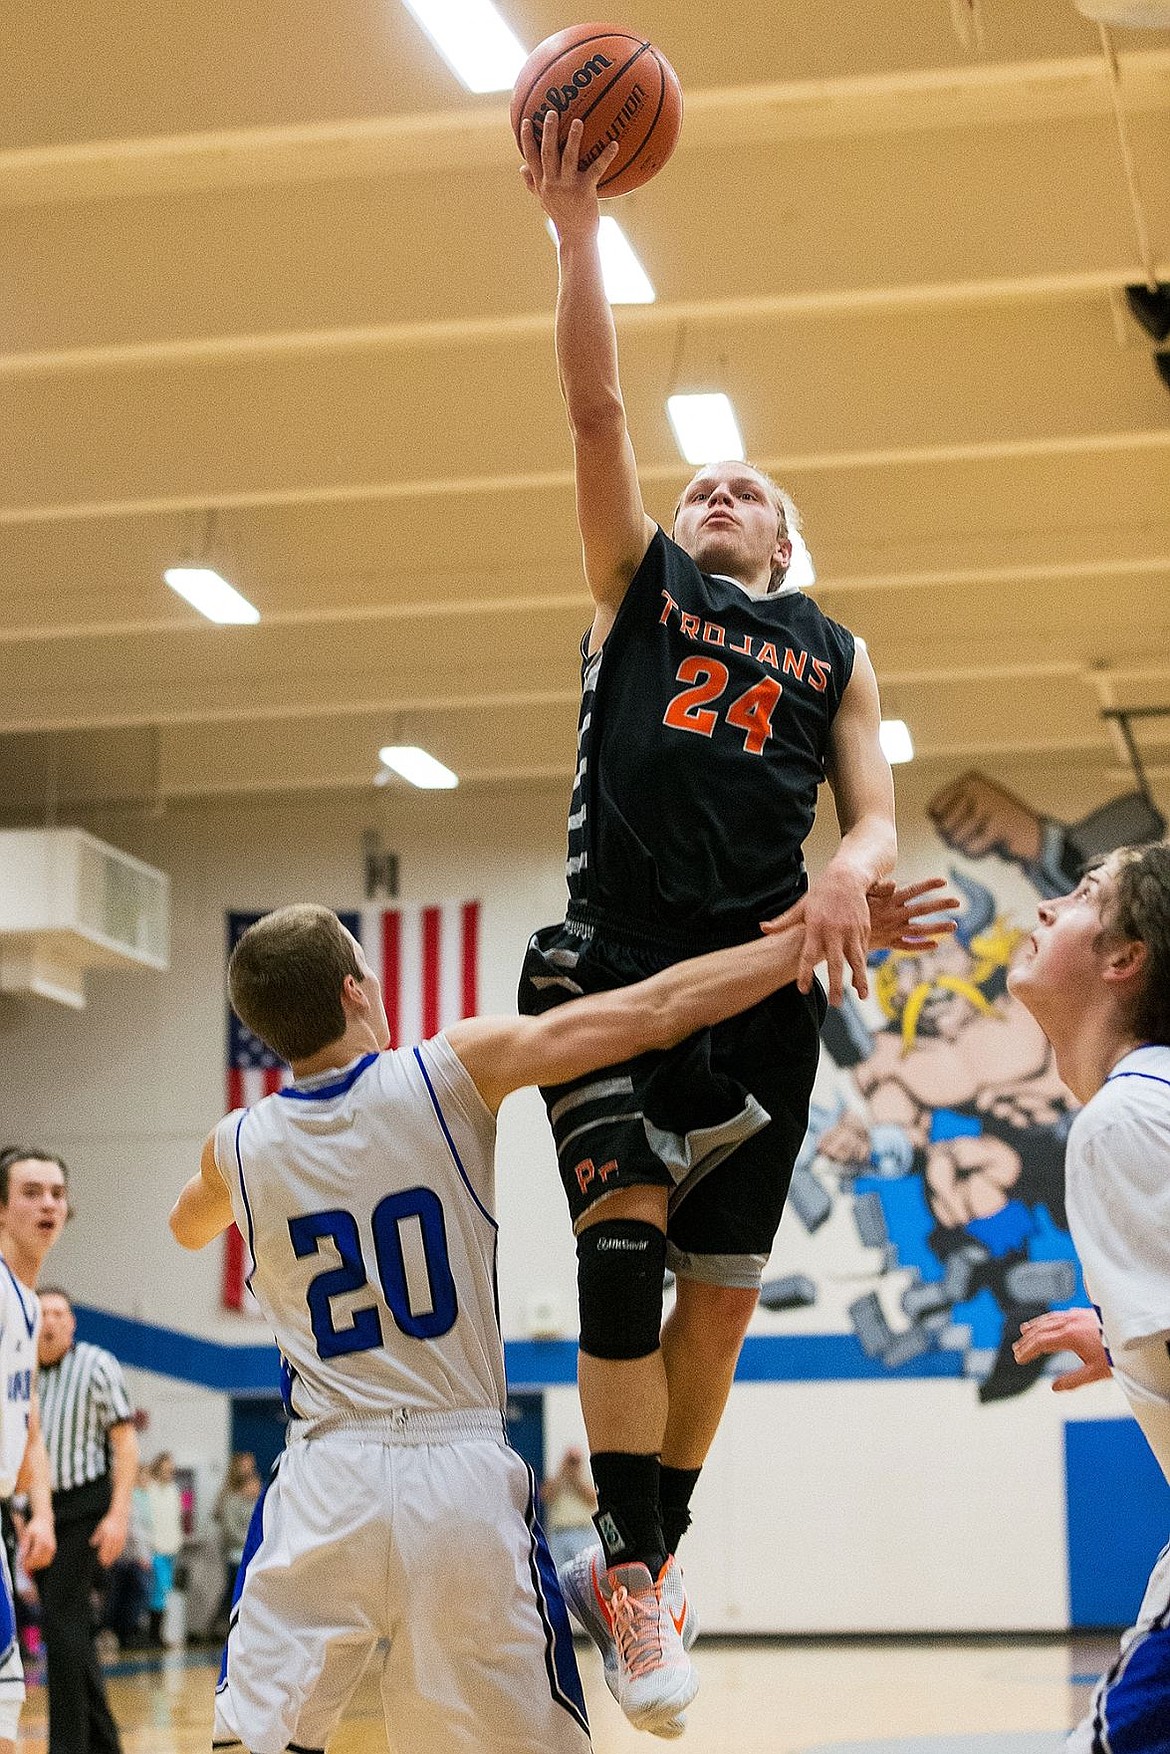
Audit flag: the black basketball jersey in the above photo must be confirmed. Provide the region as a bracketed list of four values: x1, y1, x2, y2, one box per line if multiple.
[565, 526, 857, 947]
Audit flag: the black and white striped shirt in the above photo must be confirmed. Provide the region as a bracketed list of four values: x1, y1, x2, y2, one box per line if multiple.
[38, 1341, 134, 1494]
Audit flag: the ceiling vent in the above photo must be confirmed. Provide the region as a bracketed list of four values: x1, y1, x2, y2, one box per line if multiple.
[0, 829, 169, 1008]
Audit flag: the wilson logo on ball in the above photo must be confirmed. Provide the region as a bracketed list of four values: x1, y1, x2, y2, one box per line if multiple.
[530, 53, 615, 135]
[511, 22, 683, 198]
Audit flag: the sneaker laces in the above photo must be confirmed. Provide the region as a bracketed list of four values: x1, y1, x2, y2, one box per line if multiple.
[609, 1581, 664, 1680]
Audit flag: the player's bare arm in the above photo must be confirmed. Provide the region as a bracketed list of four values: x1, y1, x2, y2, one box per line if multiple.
[170, 1133, 236, 1250]
[798, 642, 897, 1006]
[520, 115, 655, 646]
[1013, 1307, 1112, 1391]
[453, 882, 952, 1112]
[16, 1398, 55, 1571]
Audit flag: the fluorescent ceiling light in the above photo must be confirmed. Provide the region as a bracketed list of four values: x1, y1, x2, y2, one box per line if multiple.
[164, 567, 259, 624]
[546, 217, 655, 304]
[785, 530, 816, 593]
[879, 719, 915, 765]
[378, 745, 459, 789]
[666, 393, 745, 466]
[400, 0, 527, 92]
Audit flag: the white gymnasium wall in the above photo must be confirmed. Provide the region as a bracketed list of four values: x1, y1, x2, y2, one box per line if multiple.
[0, 758, 1150, 1628]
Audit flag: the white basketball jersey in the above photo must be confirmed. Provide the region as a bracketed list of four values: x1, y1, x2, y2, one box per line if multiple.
[214, 1035, 506, 1425]
[0, 1255, 40, 1498]
[1066, 1042, 1170, 1480]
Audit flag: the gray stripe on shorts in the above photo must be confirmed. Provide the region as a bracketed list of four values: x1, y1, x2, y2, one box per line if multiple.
[557, 1111, 645, 1155]
[645, 1094, 771, 1190]
[666, 1245, 771, 1291]
[549, 1074, 635, 1128]
[528, 974, 586, 995]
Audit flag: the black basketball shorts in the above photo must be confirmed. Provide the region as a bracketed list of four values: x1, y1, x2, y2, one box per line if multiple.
[517, 917, 824, 1290]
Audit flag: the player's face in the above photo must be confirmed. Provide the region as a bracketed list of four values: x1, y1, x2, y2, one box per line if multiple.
[0, 1159, 68, 1263]
[1008, 864, 1119, 1014]
[38, 1292, 76, 1364]
[672, 464, 792, 586]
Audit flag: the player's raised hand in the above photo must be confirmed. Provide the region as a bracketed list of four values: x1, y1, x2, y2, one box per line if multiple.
[519, 116, 619, 237]
[865, 877, 960, 951]
[1012, 1308, 1111, 1391]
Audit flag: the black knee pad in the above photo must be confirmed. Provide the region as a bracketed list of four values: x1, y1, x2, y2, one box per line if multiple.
[576, 1220, 667, 1360]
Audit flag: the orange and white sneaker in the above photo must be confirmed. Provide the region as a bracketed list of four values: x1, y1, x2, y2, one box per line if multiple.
[570, 1551, 698, 1735]
[560, 1545, 699, 1734]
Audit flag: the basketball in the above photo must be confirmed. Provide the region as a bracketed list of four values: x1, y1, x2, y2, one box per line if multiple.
[511, 22, 683, 198]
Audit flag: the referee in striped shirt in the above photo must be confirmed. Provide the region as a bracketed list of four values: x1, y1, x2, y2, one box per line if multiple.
[36, 1288, 137, 1754]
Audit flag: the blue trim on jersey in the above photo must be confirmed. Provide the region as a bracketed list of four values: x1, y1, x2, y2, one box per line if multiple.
[1106, 1072, 1170, 1091]
[217, 1457, 277, 1693]
[522, 1461, 589, 1736]
[278, 1053, 379, 1102]
[413, 1045, 498, 1233]
[233, 1111, 258, 1295]
[0, 1255, 37, 1340]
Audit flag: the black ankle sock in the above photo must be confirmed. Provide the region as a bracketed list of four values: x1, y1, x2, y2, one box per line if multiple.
[590, 1451, 667, 1574]
[659, 1464, 702, 1557]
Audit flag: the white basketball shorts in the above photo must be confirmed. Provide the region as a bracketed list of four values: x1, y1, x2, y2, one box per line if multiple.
[213, 1420, 590, 1754]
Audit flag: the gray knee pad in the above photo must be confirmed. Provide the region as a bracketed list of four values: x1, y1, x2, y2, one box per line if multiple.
[576, 1220, 667, 1360]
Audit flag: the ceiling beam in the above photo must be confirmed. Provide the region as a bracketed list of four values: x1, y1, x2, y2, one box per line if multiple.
[3, 660, 1169, 737]
[3, 52, 1167, 208]
[2, 554, 1168, 647]
[4, 429, 1168, 528]
[4, 268, 1165, 381]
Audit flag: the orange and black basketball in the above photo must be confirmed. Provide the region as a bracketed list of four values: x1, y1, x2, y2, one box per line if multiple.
[510, 22, 683, 198]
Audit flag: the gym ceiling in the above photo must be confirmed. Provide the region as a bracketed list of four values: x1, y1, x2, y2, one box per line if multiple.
[1, 0, 1168, 817]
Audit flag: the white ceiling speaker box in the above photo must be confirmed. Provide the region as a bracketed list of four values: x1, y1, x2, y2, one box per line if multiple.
[1074, 0, 1170, 23]
[0, 829, 169, 1008]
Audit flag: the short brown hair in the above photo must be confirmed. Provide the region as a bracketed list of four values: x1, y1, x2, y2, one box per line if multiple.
[228, 905, 363, 1064]
[0, 1148, 68, 1207]
[1095, 841, 1170, 1045]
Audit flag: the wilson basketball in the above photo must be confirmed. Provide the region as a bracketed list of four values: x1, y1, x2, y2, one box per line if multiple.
[511, 22, 683, 198]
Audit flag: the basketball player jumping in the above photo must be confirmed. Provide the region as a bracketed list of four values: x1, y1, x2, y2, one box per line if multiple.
[1006, 842, 1170, 1753]
[172, 885, 950, 1753]
[518, 116, 897, 1730]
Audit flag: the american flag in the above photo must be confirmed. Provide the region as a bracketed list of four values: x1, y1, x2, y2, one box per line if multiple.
[222, 901, 481, 1309]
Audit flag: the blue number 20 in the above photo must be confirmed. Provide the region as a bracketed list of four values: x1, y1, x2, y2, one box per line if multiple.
[288, 1188, 458, 1360]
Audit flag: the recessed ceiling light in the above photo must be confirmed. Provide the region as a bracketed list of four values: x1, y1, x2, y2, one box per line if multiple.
[163, 567, 259, 624]
[378, 745, 459, 789]
[666, 393, 745, 466]
[879, 719, 915, 765]
[546, 217, 655, 305]
[400, 0, 527, 92]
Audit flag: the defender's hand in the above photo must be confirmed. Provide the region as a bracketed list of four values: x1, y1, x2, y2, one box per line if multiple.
[865, 877, 959, 952]
[1013, 1308, 1111, 1391]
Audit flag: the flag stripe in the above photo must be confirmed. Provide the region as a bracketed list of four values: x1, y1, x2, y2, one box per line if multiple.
[422, 906, 441, 1040]
[462, 901, 479, 1017]
[382, 909, 401, 1050]
[222, 1226, 246, 1311]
